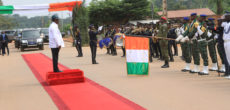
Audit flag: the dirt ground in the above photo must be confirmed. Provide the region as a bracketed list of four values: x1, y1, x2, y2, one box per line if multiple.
[0, 42, 230, 110]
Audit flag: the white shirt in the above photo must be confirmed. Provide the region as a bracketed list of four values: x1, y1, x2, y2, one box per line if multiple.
[222, 22, 230, 42]
[49, 22, 65, 48]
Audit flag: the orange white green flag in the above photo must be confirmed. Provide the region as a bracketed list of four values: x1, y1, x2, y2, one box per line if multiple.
[0, 1, 82, 14]
[125, 36, 149, 75]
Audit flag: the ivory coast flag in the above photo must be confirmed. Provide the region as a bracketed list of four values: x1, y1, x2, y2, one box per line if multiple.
[125, 36, 149, 75]
[0, 1, 82, 14]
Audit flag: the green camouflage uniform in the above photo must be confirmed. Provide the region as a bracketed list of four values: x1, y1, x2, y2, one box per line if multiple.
[158, 23, 168, 62]
[207, 29, 217, 63]
[183, 19, 199, 64]
[197, 21, 209, 66]
[181, 23, 191, 63]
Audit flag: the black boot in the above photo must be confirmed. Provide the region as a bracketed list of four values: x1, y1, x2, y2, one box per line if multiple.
[107, 48, 110, 54]
[158, 56, 163, 61]
[161, 61, 169, 68]
[149, 57, 153, 63]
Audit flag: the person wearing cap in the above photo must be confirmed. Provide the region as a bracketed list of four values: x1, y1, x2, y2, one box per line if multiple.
[196, 14, 209, 75]
[179, 17, 190, 61]
[0, 31, 9, 56]
[49, 14, 65, 72]
[105, 25, 116, 55]
[74, 25, 83, 57]
[212, 18, 227, 74]
[143, 24, 154, 62]
[157, 17, 169, 68]
[89, 24, 99, 64]
[207, 18, 218, 71]
[167, 22, 178, 62]
[221, 12, 230, 78]
[178, 13, 198, 73]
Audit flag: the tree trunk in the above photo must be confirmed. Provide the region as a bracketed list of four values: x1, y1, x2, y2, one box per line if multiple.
[162, 0, 167, 18]
[216, 0, 223, 15]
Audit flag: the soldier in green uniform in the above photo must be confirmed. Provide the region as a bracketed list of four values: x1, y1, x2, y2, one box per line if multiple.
[180, 17, 190, 60]
[157, 17, 169, 68]
[207, 18, 218, 71]
[177, 13, 198, 72]
[197, 15, 209, 75]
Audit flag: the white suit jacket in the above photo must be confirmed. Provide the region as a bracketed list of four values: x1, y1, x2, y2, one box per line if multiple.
[49, 22, 65, 48]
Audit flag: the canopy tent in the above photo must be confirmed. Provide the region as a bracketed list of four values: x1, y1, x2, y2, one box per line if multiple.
[0, 1, 82, 14]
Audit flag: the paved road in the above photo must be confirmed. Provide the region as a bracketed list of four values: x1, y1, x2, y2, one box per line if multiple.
[0, 42, 230, 110]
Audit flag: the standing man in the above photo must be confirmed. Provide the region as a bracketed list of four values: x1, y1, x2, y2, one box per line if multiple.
[143, 24, 154, 62]
[0, 32, 1, 55]
[196, 15, 209, 75]
[0, 31, 9, 56]
[179, 17, 190, 60]
[222, 12, 230, 78]
[207, 18, 218, 71]
[49, 15, 65, 73]
[89, 24, 99, 64]
[178, 13, 198, 73]
[213, 19, 227, 74]
[157, 17, 169, 68]
[167, 23, 178, 62]
[74, 25, 83, 57]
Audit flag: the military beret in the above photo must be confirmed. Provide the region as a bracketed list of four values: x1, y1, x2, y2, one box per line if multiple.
[89, 24, 94, 28]
[161, 17, 167, 21]
[183, 17, 189, 20]
[191, 13, 197, 16]
[200, 14, 207, 17]
[208, 18, 215, 21]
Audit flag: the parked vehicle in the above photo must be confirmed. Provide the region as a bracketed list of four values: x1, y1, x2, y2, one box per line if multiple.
[5, 30, 16, 43]
[40, 28, 49, 42]
[17, 29, 44, 52]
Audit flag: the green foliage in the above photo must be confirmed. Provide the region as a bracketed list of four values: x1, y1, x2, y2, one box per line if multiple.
[72, 1, 89, 44]
[89, 0, 125, 25]
[0, 0, 14, 30]
[123, 0, 150, 20]
[88, 0, 151, 25]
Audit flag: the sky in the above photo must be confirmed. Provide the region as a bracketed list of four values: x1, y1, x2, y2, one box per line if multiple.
[2, 0, 92, 18]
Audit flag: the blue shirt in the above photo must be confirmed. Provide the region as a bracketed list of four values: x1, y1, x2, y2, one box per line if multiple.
[2, 34, 5, 41]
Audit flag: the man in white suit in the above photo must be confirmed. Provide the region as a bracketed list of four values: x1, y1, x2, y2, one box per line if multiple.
[49, 14, 65, 72]
[222, 12, 230, 78]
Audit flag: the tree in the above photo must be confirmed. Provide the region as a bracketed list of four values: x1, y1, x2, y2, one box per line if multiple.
[89, 0, 125, 25]
[0, 0, 15, 30]
[72, 0, 89, 44]
[123, 0, 150, 20]
[208, 0, 223, 15]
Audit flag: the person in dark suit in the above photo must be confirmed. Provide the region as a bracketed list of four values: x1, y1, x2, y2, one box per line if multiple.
[89, 24, 99, 64]
[74, 25, 83, 57]
[167, 23, 178, 62]
[0, 33, 1, 55]
[0, 31, 9, 56]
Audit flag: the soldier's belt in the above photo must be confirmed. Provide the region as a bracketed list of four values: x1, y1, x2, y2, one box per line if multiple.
[197, 39, 206, 42]
[207, 39, 214, 43]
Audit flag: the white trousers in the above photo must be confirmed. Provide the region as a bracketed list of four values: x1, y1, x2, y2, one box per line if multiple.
[224, 41, 230, 64]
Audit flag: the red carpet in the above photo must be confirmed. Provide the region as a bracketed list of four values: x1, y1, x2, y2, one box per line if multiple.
[22, 53, 146, 110]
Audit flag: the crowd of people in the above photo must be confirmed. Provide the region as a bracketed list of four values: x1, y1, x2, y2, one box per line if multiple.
[50, 12, 230, 79]
[0, 31, 10, 56]
[73, 12, 230, 78]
